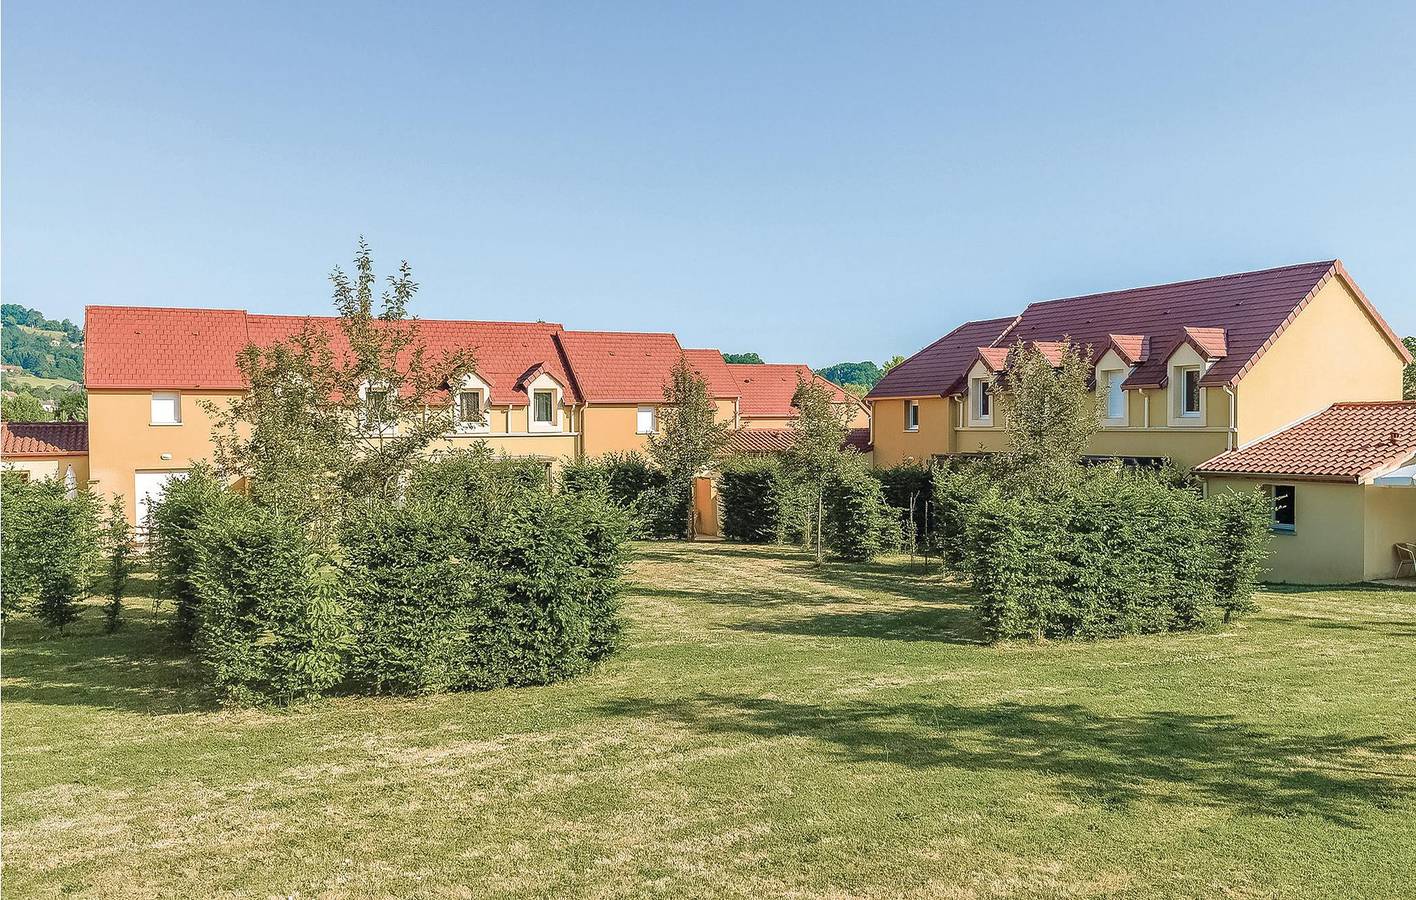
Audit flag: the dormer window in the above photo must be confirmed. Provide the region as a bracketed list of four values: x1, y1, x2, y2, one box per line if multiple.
[971, 378, 991, 422]
[532, 389, 554, 424]
[1179, 367, 1201, 417]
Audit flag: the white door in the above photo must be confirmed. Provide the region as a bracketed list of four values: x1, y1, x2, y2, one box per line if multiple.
[134, 470, 188, 530]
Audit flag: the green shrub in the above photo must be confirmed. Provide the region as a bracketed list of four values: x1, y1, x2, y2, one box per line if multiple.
[875, 461, 934, 553]
[0, 473, 100, 629]
[824, 456, 900, 561]
[191, 498, 350, 704]
[149, 464, 233, 642]
[1209, 487, 1273, 621]
[930, 460, 994, 572]
[718, 456, 783, 543]
[342, 454, 630, 695]
[102, 496, 134, 633]
[561, 451, 679, 538]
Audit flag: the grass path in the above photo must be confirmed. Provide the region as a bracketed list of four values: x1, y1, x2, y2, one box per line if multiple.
[4, 543, 1415, 898]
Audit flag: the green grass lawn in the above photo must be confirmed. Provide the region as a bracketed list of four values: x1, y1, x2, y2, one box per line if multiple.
[5, 543, 1415, 898]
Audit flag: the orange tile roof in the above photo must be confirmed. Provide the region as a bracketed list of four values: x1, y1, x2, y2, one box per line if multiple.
[682, 349, 741, 399]
[976, 347, 1010, 372]
[1106, 334, 1149, 365]
[727, 364, 860, 418]
[1194, 402, 1416, 482]
[555, 330, 689, 403]
[2, 421, 88, 457]
[725, 426, 872, 455]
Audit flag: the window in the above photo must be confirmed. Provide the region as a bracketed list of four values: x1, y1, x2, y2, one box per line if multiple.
[637, 406, 657, 434]
[1266, 484, 1296, 532]
[905, 401, 919, 432]
[365, 388, 390, 429]
[150, 392, 181, 425]
[1105, 370, 1126, 420]
[1179, 367, 1201, 417]
[972, 379, 991, 421]
[456, 390, 482, 424]
[532, 389, 554, 424]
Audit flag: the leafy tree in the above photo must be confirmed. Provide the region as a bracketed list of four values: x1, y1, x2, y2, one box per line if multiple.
[102, 495, 134, 633]
[1404, 336, 1415, 400]
[998, 340, 1099, 487]
[723, 352, 765, 364]
[816, 361, 883, 390]
[881, 354, 906, 374]
[785, 375, 850, 562]
[54, 390, 88, 421]
[207, 239, 475, 540]
[2, 392, 47, 422]
[646, 356, 730, 540]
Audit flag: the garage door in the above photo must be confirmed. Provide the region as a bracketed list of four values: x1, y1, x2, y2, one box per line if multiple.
[135, 470, 189, 530]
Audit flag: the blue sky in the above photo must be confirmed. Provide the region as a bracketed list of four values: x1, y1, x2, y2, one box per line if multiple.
[5, 1, 1414, 366]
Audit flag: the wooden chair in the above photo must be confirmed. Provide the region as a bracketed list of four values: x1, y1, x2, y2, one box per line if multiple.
[1396, 542, 1416, 578]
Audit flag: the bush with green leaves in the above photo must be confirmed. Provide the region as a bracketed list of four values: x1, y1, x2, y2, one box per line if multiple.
[824, 455, 900, 561]
[148, 463, 236, 642]
[875, 461, 934, 554]
[1208, 487, 1273, 622]
[561, 451, 682, 539]
[717, 455, 783, 543]
[102, 496, 134, 633]
[190, 497, 351, 704]
[342, 455, 630, 694]
[0, 473, 100, 628]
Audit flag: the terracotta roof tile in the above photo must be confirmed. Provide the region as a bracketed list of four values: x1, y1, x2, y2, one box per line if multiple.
[682, 349, 740, 399]
[727, 364, 859, 418]
[2, 421, 88, 456]
[976, 347, 1010, 372]
[725, 426, 872, 455]
[1194, 402, 1416, 482]
[1107, 334, 1149, 365]
[555, 330, 688, 403]
[867, 316, 1017, 399]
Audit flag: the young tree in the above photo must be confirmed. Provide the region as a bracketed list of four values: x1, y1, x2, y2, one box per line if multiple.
[54, 389, 88, 422]
[207, 239, 475, 538]
[1403, 336, 1415, 400]
[999, 339, 1099, 487]
[1, 392, 47, 422]
[785, 376, 850, 563]
[646, 356, 730, 540]
[102, 495, 134, 633]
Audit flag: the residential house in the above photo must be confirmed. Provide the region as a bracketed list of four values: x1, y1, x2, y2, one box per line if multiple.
[868, 260, 1414, 582]
[1, 421, 88, 489]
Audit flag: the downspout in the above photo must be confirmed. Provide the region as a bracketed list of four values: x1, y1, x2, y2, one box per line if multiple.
[1223, 385, 1237, 451]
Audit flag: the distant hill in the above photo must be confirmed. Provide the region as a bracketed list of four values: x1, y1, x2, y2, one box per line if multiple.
[2, 304, 84, 383]
[815, 361, 883, 390]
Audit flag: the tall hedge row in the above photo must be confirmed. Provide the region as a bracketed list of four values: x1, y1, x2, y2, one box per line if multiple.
[152, 448, 630, 704]
[560, 450, 686, 539]
[0, 472, 99, 628]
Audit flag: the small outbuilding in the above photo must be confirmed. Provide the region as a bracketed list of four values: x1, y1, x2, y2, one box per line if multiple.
[1, 421, 90, 492]
[1195, 401, 1416, 584]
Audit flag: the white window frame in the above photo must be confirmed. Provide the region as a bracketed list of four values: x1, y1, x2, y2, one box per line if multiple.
[636, 406, 657, 435]
[454, 388, 489, 434]
[1178, 367, 1202, 418]
[905, 400, 919, 432]
[532, 389, 555, 425]
[970, 377, 992, 425]
[150, 392, 182, 425]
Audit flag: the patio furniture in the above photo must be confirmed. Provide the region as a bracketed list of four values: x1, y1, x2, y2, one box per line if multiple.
[1396, 543, 1416, 578]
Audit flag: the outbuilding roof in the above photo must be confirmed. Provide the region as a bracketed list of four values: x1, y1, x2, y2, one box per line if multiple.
[725, 426, 873, 456]
[2, 421, 88, 457]
[1194, 401, 1416, 483]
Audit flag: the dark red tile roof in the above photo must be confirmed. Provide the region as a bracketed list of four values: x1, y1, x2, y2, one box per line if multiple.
[2, 421, 88, 456]
[1194, 402, 1416, 482]
[867, 317, 1016, 400]
[869, 261, 1409, 400]
[725, 426, 873, 455]
[727, 364, 860, 418]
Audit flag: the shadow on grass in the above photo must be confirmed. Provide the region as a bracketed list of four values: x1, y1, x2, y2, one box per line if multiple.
[1264, 615, 1416, 639]
[2, 607, 216, 715]
[599, 693, 1413, 824]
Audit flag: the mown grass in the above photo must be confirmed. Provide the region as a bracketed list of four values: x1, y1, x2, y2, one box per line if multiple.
[4, 544, 1415, 899]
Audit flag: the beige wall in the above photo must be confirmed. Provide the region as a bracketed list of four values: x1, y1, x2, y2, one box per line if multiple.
[1363, 486, 1416, 580]
[580, 399, 738, 458]
[1236, 276, 1406, 443]
[1205, 476, 1389, 584]
[2, 455, 90, 485]
[88, 389, 242, 523]
[869, 397, 955, 467]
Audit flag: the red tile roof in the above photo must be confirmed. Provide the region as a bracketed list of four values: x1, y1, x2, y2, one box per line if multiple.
[85, 307, 581, 404]
[1194, 402, 1416, 482]
[975, 347, 1010, 372]
[1106, 334, 1149, 365]
[682, 349, 741, 400]
[725, 426, 873, 455]
[2, 421, 88, 457]
[867, 316, 1017, 399]
[727, 364, 861, 418]
[555, 330, 689, 403]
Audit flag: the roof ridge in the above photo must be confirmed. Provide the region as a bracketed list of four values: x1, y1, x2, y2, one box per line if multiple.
[1018, 260, 1337, 311]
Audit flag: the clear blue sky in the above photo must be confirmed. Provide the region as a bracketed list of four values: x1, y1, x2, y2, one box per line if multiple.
[5, 1, 1414, 366]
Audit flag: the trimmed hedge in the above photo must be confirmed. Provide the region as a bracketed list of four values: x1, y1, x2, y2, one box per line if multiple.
[149, 463, 235, 642]
[718, 456, 782, 543]
[561, 451, 683, 539]
[875, 462, 934, 553]
[824, 458, 900, 561]
[0, 472, 99, 628]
